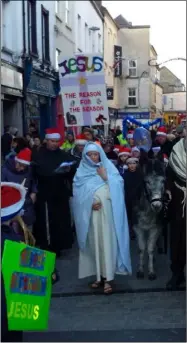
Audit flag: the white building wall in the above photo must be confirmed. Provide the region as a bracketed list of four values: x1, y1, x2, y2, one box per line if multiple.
[54, 0, 75, 64]
[117, 27, 151, 112]
[163, 92, 186, 112]
[74, 1, 103, 54]
[1, 0, 23, 67]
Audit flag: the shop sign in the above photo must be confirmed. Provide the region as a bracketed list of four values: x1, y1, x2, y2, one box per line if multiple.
[27, 73, 56, 97]
[117, 112, 150, 120]
[1, 65, 23, 90]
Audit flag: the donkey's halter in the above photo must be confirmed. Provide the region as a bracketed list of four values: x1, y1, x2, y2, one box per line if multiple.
[143, 181, 163, 204]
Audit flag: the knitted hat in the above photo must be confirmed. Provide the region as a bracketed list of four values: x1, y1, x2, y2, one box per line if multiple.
[126, 157, 139, 164]
[1, 182, 26, 223]
[45, 128, 61, 140]
[156, 126, 167, 137]
[118, 147, 131, 157]
[131, 146, 140, 153]
[15, 148, 32, 166]
[75, 134, 87, 146]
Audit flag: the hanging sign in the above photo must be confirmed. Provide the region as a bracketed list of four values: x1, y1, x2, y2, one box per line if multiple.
[2, 240, 56, 331]
[106, 87, 114, 100]
[114, 46, 122, 77]
[58, 54, 109, 127]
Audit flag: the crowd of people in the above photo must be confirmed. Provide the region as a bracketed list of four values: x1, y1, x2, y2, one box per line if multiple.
[1, 121, 186, 327]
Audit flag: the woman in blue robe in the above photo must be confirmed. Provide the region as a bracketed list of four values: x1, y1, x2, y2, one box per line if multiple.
[73, 142, 132, 294]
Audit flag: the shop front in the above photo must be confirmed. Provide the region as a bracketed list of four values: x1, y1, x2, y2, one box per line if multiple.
[26, 71, 58, 138]
[1, 63, 23, 135]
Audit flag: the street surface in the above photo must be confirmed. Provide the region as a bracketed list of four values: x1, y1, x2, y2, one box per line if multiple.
[24, 241, 186, 342]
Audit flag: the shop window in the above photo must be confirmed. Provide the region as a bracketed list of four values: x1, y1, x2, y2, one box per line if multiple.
[41, 5, 50, 63]
[28, 0, 38, 56]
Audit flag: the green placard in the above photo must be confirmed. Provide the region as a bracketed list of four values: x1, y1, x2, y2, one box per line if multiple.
[2, 240, 56, 331]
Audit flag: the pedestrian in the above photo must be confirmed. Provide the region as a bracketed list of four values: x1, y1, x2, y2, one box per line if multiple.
[1, 182, 26, 342]
[166, 137, 186, 290]
[1, 126, 13, 160]
[31, 135, 42, 160]
[1, 148, 37, 232]
[5, 137, 28, 161]
[25, 133, 34, 149]
[69, 134, 87, 163]
[73, 142, 131, 294]
[126, 130, 135, 147]
[131, 146, 140, 159]
[60, 131, 75, 151]
[117, 147, 131, 177]
[83, 127, 97, 142]
[32, 128, 77, 256]
[153, 126, 173, 158]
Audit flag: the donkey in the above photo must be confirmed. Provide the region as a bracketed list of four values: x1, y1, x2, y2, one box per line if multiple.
[132, 157, 166, 280]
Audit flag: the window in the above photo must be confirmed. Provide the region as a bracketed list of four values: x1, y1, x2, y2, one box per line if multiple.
[55, 0, 60, 14]
[55, 49, 61, 70]
[41, 5, 50, 62]
[128, 88, 137, 106]
[98, 33, 101, 53]
[65, 1, 70, 26]
[77, 15, 81, 49]
[170, 98, 173, 109]
[85, 23, 88, 51]
[28, 0, 37, 55]
[128, 60, 137, 77]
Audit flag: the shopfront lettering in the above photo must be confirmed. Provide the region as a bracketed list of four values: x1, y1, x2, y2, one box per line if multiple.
[36, 81, 49, 92]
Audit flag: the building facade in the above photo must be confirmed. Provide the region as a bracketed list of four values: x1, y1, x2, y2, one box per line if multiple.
[160, 66, 185, 94]
[23, 0, 59, 137]
[74, 1, 103, 54]
[149, 45, 163, 119]
[1, 0, 24, 134]
[116, 20, 151, 125]
[102, 6, 120, 114]
[163, 91, 186, 125]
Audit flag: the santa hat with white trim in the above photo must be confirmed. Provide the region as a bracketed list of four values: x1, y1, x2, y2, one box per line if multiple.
[156, 126, 167, 137]
[15, 148, 32, 166]
[131, 146, 140, 153]
[75, 134, 87, 146]
[45, 128, 61, 140]
[127, 130, 134, 139]
[1, 182, 26, 223]
[152, 146, 161, 153]
[163, 154, 169, 164]
[113, 145, 121, 153]
[118, 147, 131, 157]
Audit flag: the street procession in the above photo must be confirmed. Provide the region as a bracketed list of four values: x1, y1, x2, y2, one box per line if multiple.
[1, 0, 186, 342]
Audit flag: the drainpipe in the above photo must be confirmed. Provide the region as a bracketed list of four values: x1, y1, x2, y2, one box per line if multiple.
[22, 0, 27, 134]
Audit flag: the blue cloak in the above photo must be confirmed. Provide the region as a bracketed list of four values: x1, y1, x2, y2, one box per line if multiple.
[72, 142, 132, 274]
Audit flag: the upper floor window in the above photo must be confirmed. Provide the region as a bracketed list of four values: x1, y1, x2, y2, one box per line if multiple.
[170, 98, 173, 109]
[128, 88, 137, 106]
[55, 0, 60, 14]
[41, 5, 50, 63]
[65, 1, 70, 26]
[56, 49, 61, 70]
[77, 15, 81, 49]
[128, 59, 137, 77]
[28, 0, 37, 56]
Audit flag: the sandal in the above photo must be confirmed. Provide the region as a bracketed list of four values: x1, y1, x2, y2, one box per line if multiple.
[104, 281, 113, 295]
[89, 277, 105, 289]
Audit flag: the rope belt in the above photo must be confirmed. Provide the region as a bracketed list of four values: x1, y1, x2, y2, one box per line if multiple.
[174, 181, 186, 218]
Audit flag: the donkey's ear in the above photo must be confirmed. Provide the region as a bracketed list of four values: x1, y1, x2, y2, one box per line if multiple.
[139, 149, 149, 167]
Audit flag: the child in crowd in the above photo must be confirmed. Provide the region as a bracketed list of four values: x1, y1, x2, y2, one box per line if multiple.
[117, 147, 131, 177]
[131, 146, 140, 159]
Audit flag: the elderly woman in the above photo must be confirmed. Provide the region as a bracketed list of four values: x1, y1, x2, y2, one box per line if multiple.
[73, 142, 132, 294]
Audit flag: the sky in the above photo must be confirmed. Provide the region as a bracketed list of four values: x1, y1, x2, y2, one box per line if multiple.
[103, 0, 186, 85]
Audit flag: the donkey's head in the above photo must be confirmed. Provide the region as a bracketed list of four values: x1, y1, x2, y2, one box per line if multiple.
[142, 158, 165, 213]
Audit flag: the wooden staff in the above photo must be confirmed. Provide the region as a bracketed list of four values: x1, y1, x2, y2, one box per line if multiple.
[14, 215, 36, 246]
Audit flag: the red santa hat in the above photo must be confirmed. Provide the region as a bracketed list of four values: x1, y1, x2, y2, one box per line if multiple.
[15, 148, 32, 166]
[113, 145, 121, 153]
[75, 134, 87, 146]
[132, 146, 140, 153]
[156, 126, 167, 137]
[45, 128, 61, 140]
[127, 130, 134, 139]
[118, 147, 131, 157]
[1, 182, 26, 223]
[163, 154, 169, 163]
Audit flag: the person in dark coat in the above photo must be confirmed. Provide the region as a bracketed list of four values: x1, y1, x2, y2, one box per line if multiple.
[152, 126, 173, 158]
[166, 138, 186, 290]
[1, 182, 26, 342]
[1, 148, 37, 229]
[1, 126, 13, 160]
[32, 128, 78, 257]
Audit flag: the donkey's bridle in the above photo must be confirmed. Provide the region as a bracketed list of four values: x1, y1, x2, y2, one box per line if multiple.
[143, 181, 163, 204]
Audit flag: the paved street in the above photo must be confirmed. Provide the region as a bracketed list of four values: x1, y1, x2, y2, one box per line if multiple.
[24, 241, 185, 342]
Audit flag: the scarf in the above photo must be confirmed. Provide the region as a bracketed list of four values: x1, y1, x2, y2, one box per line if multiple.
[169, 138, 186, 183]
